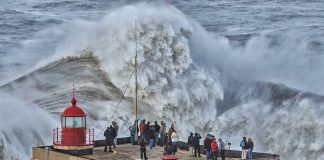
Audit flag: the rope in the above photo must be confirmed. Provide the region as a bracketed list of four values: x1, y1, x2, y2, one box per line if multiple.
[95, 69, 135, 137]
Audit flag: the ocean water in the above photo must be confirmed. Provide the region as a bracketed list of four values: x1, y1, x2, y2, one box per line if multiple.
[1, 0, 324, 159]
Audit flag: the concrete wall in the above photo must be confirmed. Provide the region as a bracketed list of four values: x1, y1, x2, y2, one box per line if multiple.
[32, 147, 88, 160]
[94, 137, 131, 147]
[177, 141, 280, 160]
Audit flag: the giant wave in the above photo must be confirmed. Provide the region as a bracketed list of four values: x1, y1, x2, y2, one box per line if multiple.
[0, 2, 324, 160]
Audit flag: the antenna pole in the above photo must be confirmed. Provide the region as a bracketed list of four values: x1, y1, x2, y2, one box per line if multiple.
[135, 19, 138, 122]
[134, 19, 139, 143]
[73, 84, 75, 98]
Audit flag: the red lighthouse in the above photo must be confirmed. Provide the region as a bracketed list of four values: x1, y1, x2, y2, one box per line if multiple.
[53, 97, 94, 155]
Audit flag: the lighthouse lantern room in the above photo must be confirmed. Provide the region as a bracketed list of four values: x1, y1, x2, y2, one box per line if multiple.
[53, 97, 94, 155]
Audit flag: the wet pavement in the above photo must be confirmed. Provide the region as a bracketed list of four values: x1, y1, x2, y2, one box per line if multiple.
[81, 144, 269, 160]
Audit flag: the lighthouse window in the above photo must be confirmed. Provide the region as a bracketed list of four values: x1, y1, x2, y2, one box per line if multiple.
[65, 117, 83, 128]
[61, 117, 66, 127]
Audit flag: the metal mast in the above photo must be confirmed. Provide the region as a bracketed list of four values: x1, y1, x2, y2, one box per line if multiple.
[134, 20, 139, 143]
[135, 20, 138, 122]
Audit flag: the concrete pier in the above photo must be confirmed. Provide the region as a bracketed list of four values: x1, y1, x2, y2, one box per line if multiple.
[32, 137, 280, 160]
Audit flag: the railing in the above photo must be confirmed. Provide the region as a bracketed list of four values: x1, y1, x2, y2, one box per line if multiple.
[53, 128, 94, 146]
[53, 127, 62, 145]
[87, 128, 94, 145]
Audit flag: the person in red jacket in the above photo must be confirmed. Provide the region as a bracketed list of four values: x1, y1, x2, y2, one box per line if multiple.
[140, 119, 146, 135]
[211, 137, 218, 160]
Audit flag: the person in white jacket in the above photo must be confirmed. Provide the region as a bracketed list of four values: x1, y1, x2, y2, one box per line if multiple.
[171, 130, 179, 155]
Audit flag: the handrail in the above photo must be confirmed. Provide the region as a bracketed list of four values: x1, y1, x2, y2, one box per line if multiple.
[53, 128, 62, 144]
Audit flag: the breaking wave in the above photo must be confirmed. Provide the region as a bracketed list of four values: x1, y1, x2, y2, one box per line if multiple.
[1, 2, 324, 160]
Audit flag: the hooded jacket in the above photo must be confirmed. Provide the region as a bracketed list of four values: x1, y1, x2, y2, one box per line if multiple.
[160, 122, 166, 134]
[218, 138, 225, 150]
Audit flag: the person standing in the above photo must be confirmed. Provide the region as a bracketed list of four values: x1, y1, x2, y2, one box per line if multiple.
[171, 130, 179, 155]
[187, 132, 194, 157]
[110, 125, 117, 148]
[139, 135, 148, 160]
[112, 121, 119, 148]
[247, 137, 254, 160]
[193, 133, 202, 157]
[218, 138, 225, 160]
[148, 126, 155, 149]
[204, 134, 212, 160]
[103, 126, 113, 152]
[134, 119, 139, 143]
[240, 137, 248, 160]
[129, 124, 135, 145]
[153, 121, 160, 146]
[145, 121, 151, 140]
[160, 121, 166, 147]
[167, 124, 175, 143]
[211, 137, 218, 160]
[140, 119, 146, 135]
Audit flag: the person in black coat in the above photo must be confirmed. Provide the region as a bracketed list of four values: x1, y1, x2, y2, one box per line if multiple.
[104, 126, 113, 152]
[204, 134, 212, 159]
[144, 121, 151, 140]
[187, 132, 194, 157]
[110, 126, 117, 148]
[153, 121, 160, 146]
[139, 135, 148, 160]
[148, 126, 155, 149]
[193, 133, 202, 157]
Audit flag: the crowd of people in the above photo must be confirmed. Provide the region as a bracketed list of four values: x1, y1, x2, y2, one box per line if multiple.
[199, 133, 226, 160]
[129, 119, 170, 160]
[104, 119, 255, 160]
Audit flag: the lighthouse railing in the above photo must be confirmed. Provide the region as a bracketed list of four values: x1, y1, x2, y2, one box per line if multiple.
[86, 128, 94, 145]
[53, 128, 62, 145]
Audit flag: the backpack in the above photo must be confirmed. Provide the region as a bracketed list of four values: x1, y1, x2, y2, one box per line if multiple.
[240, 141, 246, 148]
[104, 129, 108, 137]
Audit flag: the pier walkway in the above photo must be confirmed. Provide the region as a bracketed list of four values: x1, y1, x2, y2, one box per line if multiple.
[32, 138, 280, 160]
[81, 143, 275, 160]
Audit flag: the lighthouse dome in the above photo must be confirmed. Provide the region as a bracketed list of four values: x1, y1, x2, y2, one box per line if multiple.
[61, 98, 86, 117]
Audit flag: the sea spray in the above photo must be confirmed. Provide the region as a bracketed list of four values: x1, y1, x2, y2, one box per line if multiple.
[45, 2, 224, 137]
[0, 92, 56, 159]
